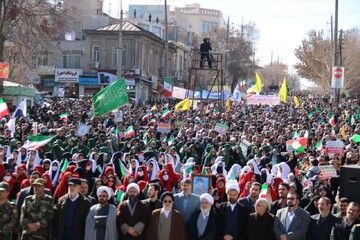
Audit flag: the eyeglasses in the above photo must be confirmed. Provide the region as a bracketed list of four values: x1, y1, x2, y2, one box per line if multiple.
[163, 200, 172, 203]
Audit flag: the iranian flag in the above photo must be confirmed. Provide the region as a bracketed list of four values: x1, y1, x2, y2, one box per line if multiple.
[329, 114, 335, 126]
[259, 184, 268, 199]
[307, 112, 314, 119]
[315, 140, 323, 151]
[0, 98, 10, 118]
[22, 135, 55, 150]
[163, 76, 173, 97]
[119, 161, 131, 176]
[348, 115, 355, 126]
[124, 126, 135, 139]
[240, 80, 246, 89]
[331, 127, 336, 136]
[59, 113, 68, 121]
[161, 109, 171, 119]
[148, 118, 156, 125]
[142, 112, 153, 122]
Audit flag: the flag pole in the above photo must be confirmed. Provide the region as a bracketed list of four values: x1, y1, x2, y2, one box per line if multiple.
[129, 103, 133, 125]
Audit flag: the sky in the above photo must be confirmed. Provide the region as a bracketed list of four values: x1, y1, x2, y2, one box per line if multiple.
[104, 0, 360, 87]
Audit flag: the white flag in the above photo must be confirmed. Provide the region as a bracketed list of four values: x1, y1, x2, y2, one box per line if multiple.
[232, 84, 241, 102]
[6, 118, 16, 137]
[12, 98, 27, 118]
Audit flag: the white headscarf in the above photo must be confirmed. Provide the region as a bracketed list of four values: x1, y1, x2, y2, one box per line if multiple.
[48, 160, 60, 186]
[211, 160, 227, 178]
[240, 166, 251, 174]
[27, 150, 41, 166]
[261, 168, 273, 184]
[146, 158, 160, 181]
[247, 159, 260, 175]
[3, 145, 12, 159]
[227, 164, 242, 181]
[276, 162, 291, 180]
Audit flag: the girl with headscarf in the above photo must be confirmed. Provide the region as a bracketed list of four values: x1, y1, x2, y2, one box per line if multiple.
[146, 158, 160, 181]
[48, 160, 60, 189]
[129, 158, 139, 175]
[274, 162, 291, 180]
[54, 171, 73, 202]
[3, 145, 12, 161]
[90, 178, 102, 200]
[2, 169, 20, 200]
[134, 165, 150, 183]
[215, 176, 227, 203]
[42, 159, 51, 173]
[15, 164, 28, 185]
[227, 164, 242, 181]
[17, 147, 28, 165]
[26, 156, 36, 175]
[41, 172, 53, 191]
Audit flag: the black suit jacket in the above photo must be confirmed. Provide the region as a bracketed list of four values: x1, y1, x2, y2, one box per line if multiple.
[270, 199, 286, 215]
[247, 211, 275, 240]
[330, 217, 360, 240]
[216, 202, 248, 240]
[188, 209, 217, 240]
[307, 213, 340, 240]
[142, 198, 162, 213]
[53, 193, 92, 240]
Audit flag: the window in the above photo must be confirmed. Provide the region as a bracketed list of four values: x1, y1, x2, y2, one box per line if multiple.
[113, 46, 126, 67]
[37, 54, 48, 66]
[62, 50, 81, 68]
[92, 45, 100, 63]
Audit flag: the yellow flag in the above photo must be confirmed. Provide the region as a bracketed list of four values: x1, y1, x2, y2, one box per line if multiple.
[294, 96, 300, 107]
[246, 72, 263, 94]
[175, 98, 190, 112]
[205, 105, 209, 114]
[226, 97, 231, 111]
[341, 126, 346, 140]
[151, 105, 157, 111]
[279, 78, 287, 102]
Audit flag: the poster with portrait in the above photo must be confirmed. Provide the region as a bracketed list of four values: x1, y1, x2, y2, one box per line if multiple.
[192, 174, 212, 195]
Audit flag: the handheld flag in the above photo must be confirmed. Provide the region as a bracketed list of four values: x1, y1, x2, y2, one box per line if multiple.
[278, 78, 287, 102]
[175, 98, 190, 112]
[163, 76, 173, 97]
[0, 98, 10, 118]
[59, 113, 68, 122]
[294, 96, 300, 107]
[161, 109, 171, 119]
[226, 97, 231, 111]
[12, 98, 27, 118]
[329, 114, 335, 126]
[124, 126, 135, 139]
[246, 72, 263, 94]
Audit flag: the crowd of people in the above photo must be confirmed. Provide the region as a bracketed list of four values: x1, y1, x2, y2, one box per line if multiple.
[0, 92, 360, 240]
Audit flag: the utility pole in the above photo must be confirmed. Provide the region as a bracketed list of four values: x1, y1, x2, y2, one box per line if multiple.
[117, 0, 123, 80]
[164, 0, 169, 77]
[334, 0, 339, 105]
[225, 16, 229, 93]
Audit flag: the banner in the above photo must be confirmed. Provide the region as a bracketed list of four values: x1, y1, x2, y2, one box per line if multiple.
[157, 123, 171, 133]
[325, 141, 344, 158]
[76, 123, 91, 137]
[286, 139, 297, 151]
[55, 68, 83, 82]
[0, 62, 9, 79]
[92, 79, 129, 117]
[172, 86, 188, 99]
[246, 95, 280, 105]
[319, 165, 337, 179]
[214, 122, 229, 135]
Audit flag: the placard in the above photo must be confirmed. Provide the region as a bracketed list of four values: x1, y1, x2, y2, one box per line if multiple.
[325, 141, 344, 158]
[246, 95, 280, 105]
[319, 165, 337, 179]
[157, 123, 171, 133]
[214, 122, 229, 135]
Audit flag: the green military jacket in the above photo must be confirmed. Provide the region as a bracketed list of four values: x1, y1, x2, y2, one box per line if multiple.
[20, 194, 54, 240]
[0, 200, 18, 240]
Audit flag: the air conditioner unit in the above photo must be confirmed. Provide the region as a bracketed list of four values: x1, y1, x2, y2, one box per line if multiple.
[91, 62, 99, 69]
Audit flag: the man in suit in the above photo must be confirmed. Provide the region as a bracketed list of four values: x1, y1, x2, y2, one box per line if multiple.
[174, 178, 200, 224]
[238, 181, 261, 213]
[247, 198, 275, 240]
[274, 191, 310, 240]
[142, 183, 162, 213]
[307, 197, 339, 240]
[53, 178, 92, 240]
[271, 182, 290, 215]
[188, 193, 217, 240]
[330, 201, 360, 240]
[217, 183, 248, 240]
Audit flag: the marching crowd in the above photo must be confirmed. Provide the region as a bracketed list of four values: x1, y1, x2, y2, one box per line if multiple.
[0, 93, 360, 240]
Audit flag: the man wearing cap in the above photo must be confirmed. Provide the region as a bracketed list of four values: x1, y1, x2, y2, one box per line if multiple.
[20, 178, 53, 240]
[247, 198, 275, 240]
[217, 183, 248, 240]
[117, 182, 150, 240]
[188, 193, 217, 240]
[53, 178, 92, 240]
[0, 182, 18, 240]
[85, 186, 118, 240]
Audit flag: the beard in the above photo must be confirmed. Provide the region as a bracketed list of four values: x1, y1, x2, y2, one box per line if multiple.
[201, 207, 210, 215]
[229, 198, 237, 204]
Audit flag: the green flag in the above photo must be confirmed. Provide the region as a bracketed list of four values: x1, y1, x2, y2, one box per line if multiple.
[116, 190, 124, 203]
[60, 159, 69, 172]
[356, 109, 360, 120]
[92, 79, 128, 117]
[201, 165, 207, 175]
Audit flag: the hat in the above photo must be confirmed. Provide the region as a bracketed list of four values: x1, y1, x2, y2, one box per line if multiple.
[126, 183, 140, 193]
[68, 178, 81, 186]
[32, 178, 46, 187]
[200, 193, 214, 205]
[226, 183, 240, 194]
[0, 182, 9, 191]
[97, 186, 112, 200]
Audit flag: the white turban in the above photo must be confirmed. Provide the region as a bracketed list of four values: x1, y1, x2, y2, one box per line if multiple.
[200, 193, 214, 205]
[226, 183, 240, 194]
[126, 183, 140, 194]
[97, 186, 112, 200]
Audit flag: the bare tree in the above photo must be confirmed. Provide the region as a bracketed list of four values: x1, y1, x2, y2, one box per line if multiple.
[294, 28, 360, 94]
[0, 0, 72, 92]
